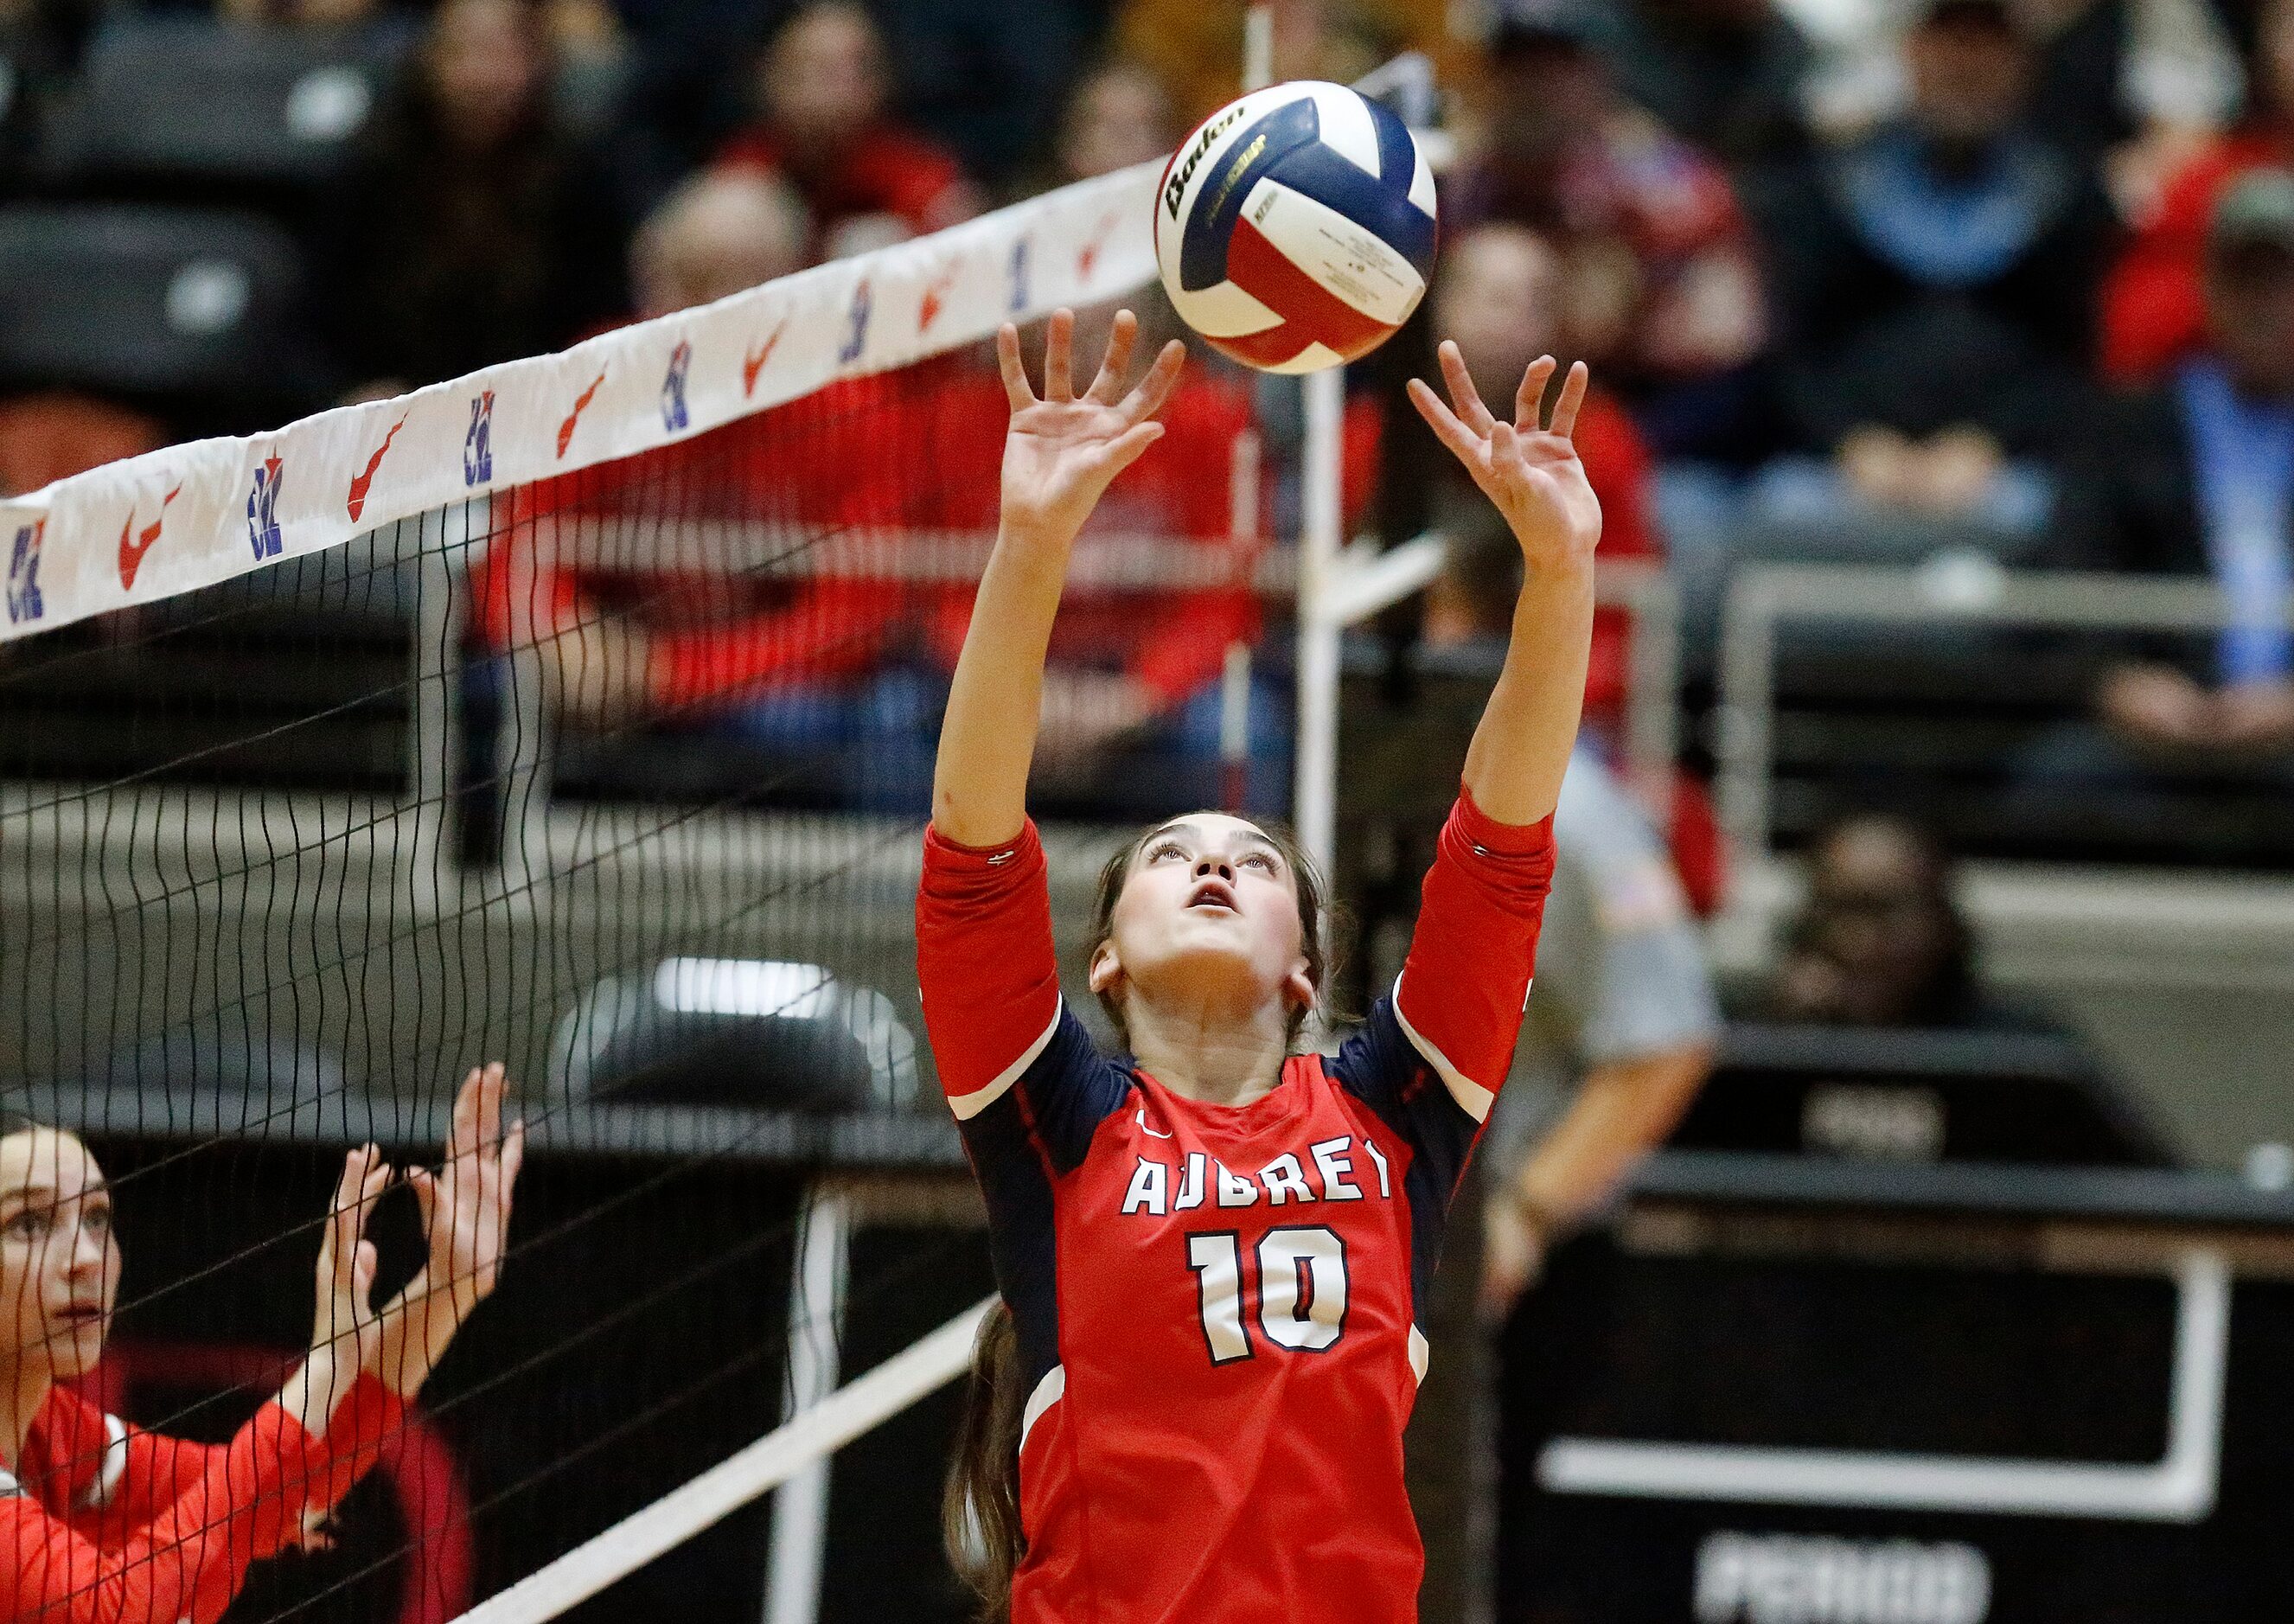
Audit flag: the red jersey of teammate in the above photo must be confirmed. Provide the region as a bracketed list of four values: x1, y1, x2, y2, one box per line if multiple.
[916, 790, 1555, 1623]
[0, 1372, 401, 1624]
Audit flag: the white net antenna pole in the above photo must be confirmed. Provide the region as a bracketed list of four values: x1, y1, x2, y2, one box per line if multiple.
[762, 1186, 854, 1624]
[450, 1296, 994, 1624]
[1243, 3, 1275, 90]
[1293, 367, 1346, 879]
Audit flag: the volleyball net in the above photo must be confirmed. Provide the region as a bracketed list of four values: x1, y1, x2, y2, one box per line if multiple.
[0, 150, 1303, 1624]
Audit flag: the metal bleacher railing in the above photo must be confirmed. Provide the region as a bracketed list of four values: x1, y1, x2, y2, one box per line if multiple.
[1714, 559, 2294, 861]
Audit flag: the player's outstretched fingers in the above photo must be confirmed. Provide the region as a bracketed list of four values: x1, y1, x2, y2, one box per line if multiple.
[1119, 340, 1187, 425]
[1409, 376, 1483, 464]
[1437, 341, 1498, 437]
[995, 323, 1033, 412]
[1548, 360, 1591, 441]
[1098, 420, 1167, 477]
[1085, 309, 1139, 404]
[1045, 308, 1076, 401]
[1515, 355, 1558, 432]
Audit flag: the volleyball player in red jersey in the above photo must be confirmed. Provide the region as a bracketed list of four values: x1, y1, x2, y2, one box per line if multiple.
[0, 1065, 521, 1624]
[917, 307, 1601, 1622]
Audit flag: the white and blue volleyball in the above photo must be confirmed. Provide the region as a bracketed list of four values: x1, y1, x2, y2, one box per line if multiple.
[1154, 80, 1437, 374]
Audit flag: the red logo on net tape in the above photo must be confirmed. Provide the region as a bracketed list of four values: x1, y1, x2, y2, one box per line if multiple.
[743, 321, 787, 398]
[917, 259, 962, 334]
[1077, 212, 1119, 282]
[557, 372, 607, 458]
[347, 414, 407, 521]
[116, 484, 184, 591]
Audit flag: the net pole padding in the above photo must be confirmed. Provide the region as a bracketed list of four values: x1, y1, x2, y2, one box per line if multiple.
[450, 1295, 995, 1624]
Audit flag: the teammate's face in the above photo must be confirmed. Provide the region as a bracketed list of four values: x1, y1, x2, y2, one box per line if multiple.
[0, 1131, 120, 1381]
[1091, 815, 1313, 1033]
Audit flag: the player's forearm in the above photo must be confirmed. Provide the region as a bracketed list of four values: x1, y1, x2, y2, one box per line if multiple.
[1517, 1043, 1713, 1224]
[930, 521, 1076, 847]
[1461, 558, 1596, 826]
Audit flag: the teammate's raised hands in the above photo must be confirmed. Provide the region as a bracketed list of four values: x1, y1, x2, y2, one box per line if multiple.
[1409, 342, 1602, 577]
[996, 307, 1185, 547]
[375, 1061, 525, 1397]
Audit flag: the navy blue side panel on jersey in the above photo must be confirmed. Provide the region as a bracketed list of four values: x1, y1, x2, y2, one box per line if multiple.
[1326, 995, 1482, 1325]
[955, 1005, 1133, 1389]
[1015, 1006, 1135, 1173]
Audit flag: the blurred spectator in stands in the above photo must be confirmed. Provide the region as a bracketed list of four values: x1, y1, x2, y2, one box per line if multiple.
[1767, 813, 1996, 1026]
[212, 0, 399, 26]
[870, 0, 1096, 186]
[1115, 0, 1457, 132]
[474, 170, 842, 731]
[714, 0, 981, 263]
[1734, 0, 2112, 542]
[1391, 223, 1663, 740]
[1032, 57, 1176, 190]
[0, 394, 163, 496]
[629, 166, 808, 318]
[1, 0, 96, 189]
[904, 296, 1286, 811]
[1792, 0, 2237, 208]
[329, 0, 623, 393]
[2022, 168, 2294, 814]
[1566, 0, 1817, 166]
[1449, 1, 1768, 461]
[2105, 0, 2294, 377]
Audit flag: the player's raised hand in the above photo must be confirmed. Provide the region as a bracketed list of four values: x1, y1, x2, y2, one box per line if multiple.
[375, 1062, 525, 1397]
[997, 308, 1185, 547]
[1409, 342, 1602, 576]
[277, 1144, 391, 1433]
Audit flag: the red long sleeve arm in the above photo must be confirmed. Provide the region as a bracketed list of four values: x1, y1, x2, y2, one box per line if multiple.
[2, 1402, 317, 1624]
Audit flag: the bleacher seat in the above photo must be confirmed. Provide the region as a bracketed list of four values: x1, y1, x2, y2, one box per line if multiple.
[0, 202, 326, 411]
[551, 958, 921, 1114]
[41, 16, 406, 195]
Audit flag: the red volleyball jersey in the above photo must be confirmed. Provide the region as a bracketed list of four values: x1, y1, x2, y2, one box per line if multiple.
[916, 790, 1555, 1624]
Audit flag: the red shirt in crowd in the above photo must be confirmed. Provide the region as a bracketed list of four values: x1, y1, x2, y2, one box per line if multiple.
[713, 125, 977, 254]
[0, 1374, 402, 1624]
[2101, 130, 2294, 380]
[916, 789, 1554, 1623]
[473, 362, 1283, 720]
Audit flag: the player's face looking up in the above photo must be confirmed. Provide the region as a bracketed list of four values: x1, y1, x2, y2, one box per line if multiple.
[1086, 814, 1325, 1049]
[0, 1129, 121, 1382]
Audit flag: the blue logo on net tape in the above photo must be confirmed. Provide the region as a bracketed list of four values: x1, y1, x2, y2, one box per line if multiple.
[6, 522, 43, 625]
[464, 391, 495, 486]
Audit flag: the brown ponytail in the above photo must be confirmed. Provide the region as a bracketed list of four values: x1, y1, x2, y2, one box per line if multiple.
[943, 1301, 1026, 1620]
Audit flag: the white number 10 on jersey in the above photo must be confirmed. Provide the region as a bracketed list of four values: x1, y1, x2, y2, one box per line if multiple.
[1186, 1227, 1350, 1364]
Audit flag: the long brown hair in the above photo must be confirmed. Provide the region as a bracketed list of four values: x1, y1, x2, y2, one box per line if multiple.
[943, 815, 1335, 1618]
[943, 1303, 1026, 1619]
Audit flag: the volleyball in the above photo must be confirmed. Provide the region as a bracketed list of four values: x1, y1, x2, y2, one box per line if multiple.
[1153, 80, 1437, 374]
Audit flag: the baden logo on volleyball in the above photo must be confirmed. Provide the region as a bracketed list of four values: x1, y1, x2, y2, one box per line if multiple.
[1154, 80, 1436, 374]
